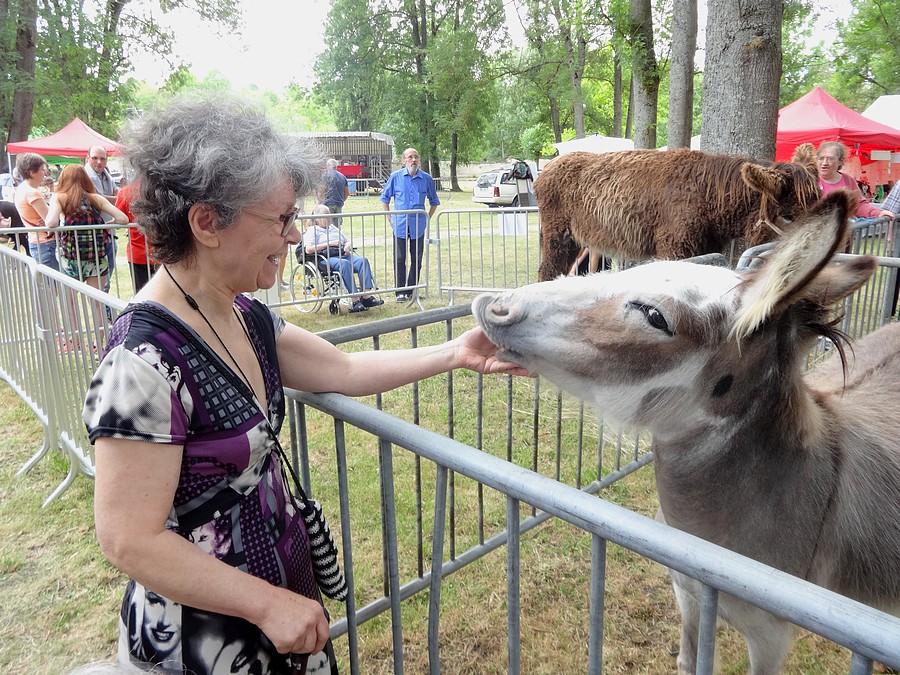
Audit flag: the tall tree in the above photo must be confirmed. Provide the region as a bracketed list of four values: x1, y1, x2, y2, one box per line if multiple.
[628, 0, 658, 148]
[666, 0, 696, 148]
[1, 0, 37, 145]
[316, 0, 391, 131]
[8, 0, 239, 142]
[515, 3, 568, 142]
[779, 0, 827, 107]
[701, 0, 783, 158]
[549, 0, 589, 138]
[428, 0, 503, 188]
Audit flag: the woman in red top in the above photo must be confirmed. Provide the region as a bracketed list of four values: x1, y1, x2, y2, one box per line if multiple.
[816, 142, 894, 220]
[116, 181, 158, 293]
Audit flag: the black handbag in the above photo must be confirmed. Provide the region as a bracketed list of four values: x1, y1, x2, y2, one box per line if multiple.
[270, 433, 348, 601]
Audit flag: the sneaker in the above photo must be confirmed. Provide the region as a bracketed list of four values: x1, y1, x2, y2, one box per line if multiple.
[396, 293, 409, 303]
[362, 296, 384, 308]
[280, 281, 290, 291]
[349, 300, 368, 313]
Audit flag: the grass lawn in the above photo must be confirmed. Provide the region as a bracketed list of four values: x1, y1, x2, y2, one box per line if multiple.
[0, 188, 858, 673]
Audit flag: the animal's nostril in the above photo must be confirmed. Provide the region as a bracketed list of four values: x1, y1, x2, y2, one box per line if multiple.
[488, 300, 525, 325]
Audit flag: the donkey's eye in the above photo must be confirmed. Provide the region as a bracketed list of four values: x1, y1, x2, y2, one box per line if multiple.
[630, 302, 673, 336]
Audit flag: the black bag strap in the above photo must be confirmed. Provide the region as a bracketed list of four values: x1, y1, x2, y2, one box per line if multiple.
[118, 302, 312, 502]
[118, 303, 348, 601]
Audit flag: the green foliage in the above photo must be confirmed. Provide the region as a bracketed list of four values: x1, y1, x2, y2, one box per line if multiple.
[780, 1, 829, 106]
[828, 0, 899, 107]
[519, 124, 554, 161]
[316, 0, 507, 172]
[23, 0, 239, 140]
[314, 0, 391, 132]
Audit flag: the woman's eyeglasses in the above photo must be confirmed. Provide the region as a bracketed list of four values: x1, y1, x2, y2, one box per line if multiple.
[244, 207, 300, 237]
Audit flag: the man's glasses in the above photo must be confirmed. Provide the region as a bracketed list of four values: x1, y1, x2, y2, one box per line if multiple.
[244, 207, 299, 237]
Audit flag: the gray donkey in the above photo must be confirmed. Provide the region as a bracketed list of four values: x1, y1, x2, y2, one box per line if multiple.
[473, 190, 900, 673]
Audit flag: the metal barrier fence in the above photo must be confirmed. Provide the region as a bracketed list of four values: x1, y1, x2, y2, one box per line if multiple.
[3, 220, 900, 671]
[2, 209, 430, 315]
[283, 297, 900, 672]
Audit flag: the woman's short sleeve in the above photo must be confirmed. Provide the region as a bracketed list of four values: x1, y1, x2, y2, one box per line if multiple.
[268, 305, 286, 339]
[83, 342, 192, 444]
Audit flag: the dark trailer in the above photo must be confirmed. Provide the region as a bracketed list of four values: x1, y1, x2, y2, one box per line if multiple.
[293, 131, 395, 192]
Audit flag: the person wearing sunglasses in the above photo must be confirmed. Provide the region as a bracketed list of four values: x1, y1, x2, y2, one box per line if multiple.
[83, 94, 529, 674]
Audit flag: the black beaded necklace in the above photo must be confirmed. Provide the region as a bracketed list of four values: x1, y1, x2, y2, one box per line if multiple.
[162, 265, 261, 404]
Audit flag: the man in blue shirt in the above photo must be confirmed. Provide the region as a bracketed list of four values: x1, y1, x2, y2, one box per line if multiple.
[319, 158, 350, 222]
[380, 147, 440, 301]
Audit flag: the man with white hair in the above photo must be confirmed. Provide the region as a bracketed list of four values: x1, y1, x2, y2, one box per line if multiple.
[318, 158, 350, 217]
[85, 145, 118, 290]
[380, 147, 440, 302]
[85, 146, 117, 199]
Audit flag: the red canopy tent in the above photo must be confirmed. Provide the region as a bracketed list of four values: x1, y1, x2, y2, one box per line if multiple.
[5, 117, 122, 158]
[775, 87, 900, 163]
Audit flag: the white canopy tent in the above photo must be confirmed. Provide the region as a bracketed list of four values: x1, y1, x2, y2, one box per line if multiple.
[861, 96, 900, 185]
[553, 135, 634, 156]
[659, 135, 702, 151]
[862, 96, 900, 131]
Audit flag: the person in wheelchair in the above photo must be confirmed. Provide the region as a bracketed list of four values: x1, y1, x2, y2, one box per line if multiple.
[301, 204, 384, 313]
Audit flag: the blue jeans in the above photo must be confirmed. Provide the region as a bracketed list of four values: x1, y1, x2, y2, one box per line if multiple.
[29, 239, 59, 271]
[327, 254, 374, 295]
[103, 236, 116, 292]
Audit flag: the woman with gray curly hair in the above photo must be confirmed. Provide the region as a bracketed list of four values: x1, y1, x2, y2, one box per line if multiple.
[82, 94, 529, 674]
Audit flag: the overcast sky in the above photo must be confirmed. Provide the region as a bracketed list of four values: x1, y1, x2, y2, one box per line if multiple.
[128, 0, 330, 91]
[127, 0, 841, 94]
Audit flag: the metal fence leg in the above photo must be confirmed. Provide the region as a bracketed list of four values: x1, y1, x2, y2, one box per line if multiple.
[507, 496, 521, 675]
[428, 465, 449, 675]
[587, 535, 607, 675]
[379, 438, 404, 675]
[696, 585, 719, 675]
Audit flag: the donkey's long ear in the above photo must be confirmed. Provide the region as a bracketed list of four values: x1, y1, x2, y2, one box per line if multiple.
[740, 162, 785, 198]
[730, 190, 856, 340]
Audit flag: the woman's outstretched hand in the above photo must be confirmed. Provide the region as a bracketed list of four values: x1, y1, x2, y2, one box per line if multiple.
[453, 327, 532, 377]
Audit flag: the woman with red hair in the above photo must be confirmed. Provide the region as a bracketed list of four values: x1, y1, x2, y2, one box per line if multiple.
[45, 164, 128, 289]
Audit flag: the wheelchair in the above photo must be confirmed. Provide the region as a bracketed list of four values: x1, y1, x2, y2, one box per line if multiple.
[289, 246, 348, 314]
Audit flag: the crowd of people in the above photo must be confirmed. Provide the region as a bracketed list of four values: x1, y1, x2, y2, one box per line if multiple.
[0, 146, 160, 293]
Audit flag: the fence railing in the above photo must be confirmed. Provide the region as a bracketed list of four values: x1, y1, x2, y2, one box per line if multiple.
[2, 217, 900, 672]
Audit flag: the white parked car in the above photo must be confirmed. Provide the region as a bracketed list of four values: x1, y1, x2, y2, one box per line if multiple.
[472, 168, 533, 207]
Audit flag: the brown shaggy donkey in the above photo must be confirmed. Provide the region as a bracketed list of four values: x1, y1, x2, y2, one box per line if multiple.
[535, 145, 820, 280]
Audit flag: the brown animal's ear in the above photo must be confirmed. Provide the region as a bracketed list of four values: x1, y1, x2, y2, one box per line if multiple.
[790, 142, 817, 169]
[740, 163, 785, 198]
[730, 190, 860, 340]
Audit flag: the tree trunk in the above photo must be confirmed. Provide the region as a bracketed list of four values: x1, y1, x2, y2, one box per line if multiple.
[625, 77, 634, 140]
[701, 0, 782, 159]
[613, 50, 623, 137]
[92, 0, 128, 126]
[549, 96, 562, 142]
[629, 0, 659, 148]
[556, 6, 586, 138]
[667, 0, 697, 148]
[450, 130, 459, 191]
[8, 0, 36, 144]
